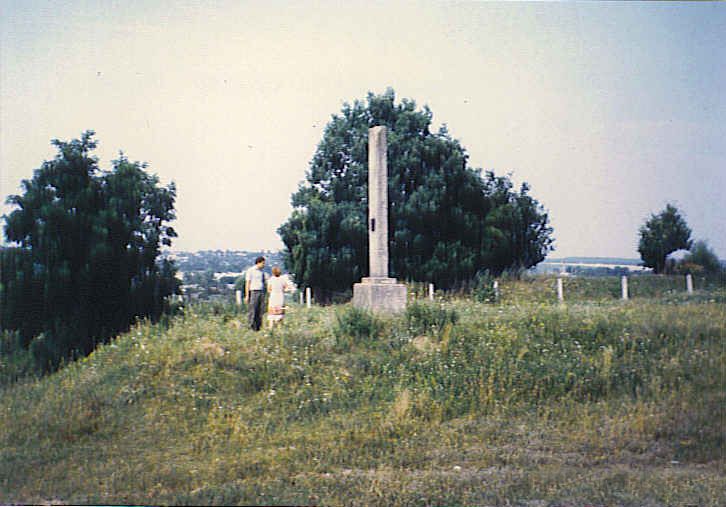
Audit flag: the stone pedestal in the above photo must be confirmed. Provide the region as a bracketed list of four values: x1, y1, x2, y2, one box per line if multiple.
[353, 277, 407, 313]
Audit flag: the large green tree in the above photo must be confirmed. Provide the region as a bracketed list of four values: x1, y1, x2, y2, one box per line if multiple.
[1, 131, 179, 369]
[278, 90, 553, 299]
[638, 204, 693, 274]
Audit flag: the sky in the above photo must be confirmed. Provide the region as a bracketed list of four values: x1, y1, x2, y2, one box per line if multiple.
[1, 1, 725, 259]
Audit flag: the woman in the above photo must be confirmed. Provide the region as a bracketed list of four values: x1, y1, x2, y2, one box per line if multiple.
[267, 266, 288, 328]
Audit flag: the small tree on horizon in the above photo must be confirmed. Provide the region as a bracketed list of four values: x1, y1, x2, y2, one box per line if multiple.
[638, 203, 692, 274]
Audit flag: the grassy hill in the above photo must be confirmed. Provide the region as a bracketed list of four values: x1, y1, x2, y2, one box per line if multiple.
[1, 277, 724, 505]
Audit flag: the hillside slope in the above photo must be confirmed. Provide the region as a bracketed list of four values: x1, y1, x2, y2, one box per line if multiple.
[1, 288, 725, 505]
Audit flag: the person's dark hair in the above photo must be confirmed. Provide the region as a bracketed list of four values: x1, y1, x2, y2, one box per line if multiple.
[255, 256, 265, 265]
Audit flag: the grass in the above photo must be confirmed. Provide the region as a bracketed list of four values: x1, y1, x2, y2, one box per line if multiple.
[1, 276, 725, 505]
[491, 273, 726, 305]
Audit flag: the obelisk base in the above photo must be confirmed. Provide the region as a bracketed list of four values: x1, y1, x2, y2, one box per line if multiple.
[353, 277, 407, 314]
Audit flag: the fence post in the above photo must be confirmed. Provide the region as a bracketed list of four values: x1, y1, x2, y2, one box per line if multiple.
[429, 283, 434, 301]
[557, 277, 564, 302]
[686, 274, 693, 294]
[300, 291, 304, 305]
[493, 280, 499, 301]
[235, 290, 242, 306]
[306, 287, 312, 308]
[621, 276, 628, 301]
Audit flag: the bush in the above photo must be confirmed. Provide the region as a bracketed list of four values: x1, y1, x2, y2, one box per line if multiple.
[187, 300, 244, 320]
[471, 270, 497, 303]
[406, 302, 458, 336]
[333, 306, 384, 349]
[0, 330, 38, 385]
[29, 333, 69, 373]
[681, 240, 723, 275]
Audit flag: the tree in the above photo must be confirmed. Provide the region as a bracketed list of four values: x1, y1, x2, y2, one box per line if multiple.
[1, 131, 179, 369]
[278, 89, 553, 299]
[480, 174, 554, 276]
[638, 204, 692, 274]
[680, 240, 723, 275]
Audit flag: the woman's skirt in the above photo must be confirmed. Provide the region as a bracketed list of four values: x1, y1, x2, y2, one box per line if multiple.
[267, 305, 285, 322]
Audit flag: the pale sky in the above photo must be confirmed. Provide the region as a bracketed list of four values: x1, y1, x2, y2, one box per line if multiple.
[1, 1, 724, 258]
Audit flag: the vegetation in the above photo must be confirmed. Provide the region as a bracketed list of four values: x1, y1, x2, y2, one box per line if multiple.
[638, 204, 692, 274]
[174, 250, 288, 302]
[1, 276, 723, 505]
[0, 131, 179, 370]
[495, 273, 725, 305]
[675, 240, 724, 276]
[172, 250, 285, 274]
[278, 89, 553, 300]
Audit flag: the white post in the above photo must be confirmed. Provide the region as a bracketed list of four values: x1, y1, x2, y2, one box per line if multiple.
[621, 276, 628, 301]
[557, 277, 564, 302]
[306, 287, 312, 308]
[493, 280, 499, 300]
[686, 274, 693, 294]
[235, 290, 242, 306]
[300, 291, 304, 305]
[429, 283, 434, 301]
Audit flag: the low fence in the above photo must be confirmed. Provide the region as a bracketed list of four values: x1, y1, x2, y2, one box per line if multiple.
[190, 273, 723, 311]
[468, 274, 722, 304]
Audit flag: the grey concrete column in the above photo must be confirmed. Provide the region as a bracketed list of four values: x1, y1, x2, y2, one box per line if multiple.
[369, 126, 388, 278]
[352, 125, 406, 314]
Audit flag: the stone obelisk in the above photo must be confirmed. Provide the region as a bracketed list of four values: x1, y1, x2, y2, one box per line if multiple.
[352, 126, 407, 313]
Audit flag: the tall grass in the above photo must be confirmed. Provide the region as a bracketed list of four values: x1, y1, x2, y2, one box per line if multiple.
[1, 277, 724, 505]
[493, 273, 725, 304]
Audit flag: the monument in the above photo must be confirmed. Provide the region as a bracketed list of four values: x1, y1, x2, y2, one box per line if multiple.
[352, 126, 407, 313]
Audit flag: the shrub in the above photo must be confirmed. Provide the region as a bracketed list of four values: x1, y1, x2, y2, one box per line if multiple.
[471, 270, 497, 303]
[406, 302, 458, 336]
[333, 306, 384, 349]
[0, 330, 38, 385]
[29, 333, 68, 373]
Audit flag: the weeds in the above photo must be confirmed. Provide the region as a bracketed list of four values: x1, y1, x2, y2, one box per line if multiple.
[1, 278, 724, 505]
[333, 306, 384, 349]
[405, 301, 458, 336]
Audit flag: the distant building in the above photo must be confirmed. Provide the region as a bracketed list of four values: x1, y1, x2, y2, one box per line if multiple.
[213, 271, 246, 281]
[666, 249, 690, 262]
[534, 258, 652, 276]
[665, 249, 691, 274]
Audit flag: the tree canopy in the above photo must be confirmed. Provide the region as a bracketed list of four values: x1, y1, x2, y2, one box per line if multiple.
[1, 131, 179, 369]
[678, 240, 723, 276]
[638, 203, 692, 274]
[278, 89, 553, 299]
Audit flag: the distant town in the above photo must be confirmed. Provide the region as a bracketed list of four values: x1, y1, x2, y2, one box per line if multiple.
[165, 250, 657, 302]
[534, 257, 650, 276]
[165, 250, 289, 302]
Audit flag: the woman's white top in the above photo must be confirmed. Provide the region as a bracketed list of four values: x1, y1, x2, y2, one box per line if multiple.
[267, 276, 287, 309]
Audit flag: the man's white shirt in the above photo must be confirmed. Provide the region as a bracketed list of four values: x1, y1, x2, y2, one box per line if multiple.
[245, 266, 267, 291]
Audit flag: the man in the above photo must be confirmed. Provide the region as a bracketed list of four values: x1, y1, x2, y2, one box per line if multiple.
[245, 256, 267, 331]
